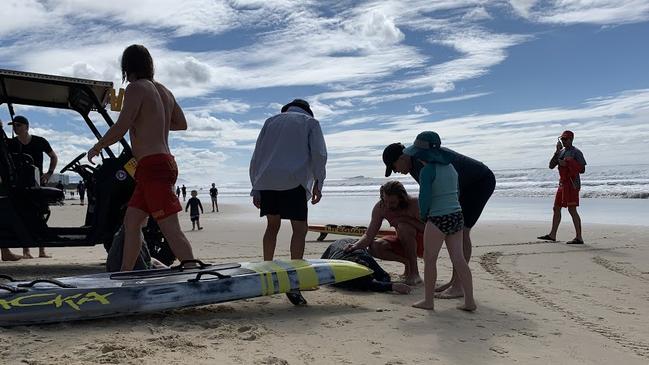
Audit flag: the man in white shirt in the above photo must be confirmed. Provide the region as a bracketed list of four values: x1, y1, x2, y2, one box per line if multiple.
[249, 99, 327, 305]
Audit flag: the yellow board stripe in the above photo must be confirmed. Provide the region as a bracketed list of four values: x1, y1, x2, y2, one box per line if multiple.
[266, 262, 291, 293]
[265, 272, 275, 294]
[259, 270, 268, 295]
[287, 260, 319, 290]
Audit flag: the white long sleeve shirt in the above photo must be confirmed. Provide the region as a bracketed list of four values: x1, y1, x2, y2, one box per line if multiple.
[249, 107, 327, 198]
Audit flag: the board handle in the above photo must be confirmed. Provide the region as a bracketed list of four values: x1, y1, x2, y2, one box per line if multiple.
[172, 259, 211, 271]
[188, 270, 232, 283]
[0, 274, 18, 282]
[17, 279, 76, 289]
[0, 284, 28, 293]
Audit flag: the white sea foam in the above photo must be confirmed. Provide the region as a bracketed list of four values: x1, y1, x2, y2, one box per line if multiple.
[191, 164, 649, 200]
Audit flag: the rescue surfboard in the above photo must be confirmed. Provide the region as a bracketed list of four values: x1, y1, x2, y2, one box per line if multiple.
[0, 259, 372, 326]
[308, 224, 396, 241]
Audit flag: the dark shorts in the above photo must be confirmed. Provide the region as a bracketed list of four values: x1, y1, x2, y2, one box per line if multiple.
[427, 211, 464, 236]
[190, 215, 200, 222]
[260, 186, 308, 221]
[459, 170, 496, 228]
[128, 154, 182, 220]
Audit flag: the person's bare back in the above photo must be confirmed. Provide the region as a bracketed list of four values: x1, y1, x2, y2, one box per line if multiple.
[127, 80, 186, 159]
[88, 79, 186, 162]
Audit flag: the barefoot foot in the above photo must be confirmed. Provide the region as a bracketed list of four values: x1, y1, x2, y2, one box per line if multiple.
[405, 275, 423, 286]
[1, 250, 22, 261]
[412, 299, 434, 310]
[392, 282, 412, 294]
[434, 287, 464, 299]
[457, 303, 476, 312]
[434, 281, 452, 293]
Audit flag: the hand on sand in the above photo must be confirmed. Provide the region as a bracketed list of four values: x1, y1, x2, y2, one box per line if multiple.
[392, 282, 411, 294]
[412, 299, 434, 310]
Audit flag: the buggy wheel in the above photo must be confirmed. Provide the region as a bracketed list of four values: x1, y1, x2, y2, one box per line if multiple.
[143, 218, 176, 266]
[146, 237, 176, 266]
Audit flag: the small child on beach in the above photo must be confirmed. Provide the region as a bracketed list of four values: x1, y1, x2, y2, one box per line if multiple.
[185, 190, 204, 231]
[403, 132, 475, 312]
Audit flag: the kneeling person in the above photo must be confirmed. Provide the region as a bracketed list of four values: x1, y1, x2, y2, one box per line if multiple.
[345, 181, 424, 285]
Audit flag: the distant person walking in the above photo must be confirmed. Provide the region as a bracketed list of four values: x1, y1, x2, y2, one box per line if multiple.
[209, 183, 219, 212]
[250, 99, 327, 305]
[181, 184, 187, 201]
[538, 130, 587, 244]
[185, 190, 204, 230]
[77, 181, 86, 205]
[176, 186, 181, 198]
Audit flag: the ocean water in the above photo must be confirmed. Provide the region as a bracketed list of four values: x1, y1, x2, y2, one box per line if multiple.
[187, 164, 648, 226]
[202, 164, 649, 200]
[212, 195, 648, 226]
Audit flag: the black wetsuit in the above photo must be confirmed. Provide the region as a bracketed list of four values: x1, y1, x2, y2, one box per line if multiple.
[410, 147, 496, 228]
[185, 197, 203, 220]
[321, 239, 393, 292]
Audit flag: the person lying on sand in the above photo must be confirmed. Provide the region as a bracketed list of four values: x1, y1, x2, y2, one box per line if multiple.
[324, 238, 411, 294]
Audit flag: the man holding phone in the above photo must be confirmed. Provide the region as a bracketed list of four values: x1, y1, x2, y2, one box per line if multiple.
[538, 130, 587, 244]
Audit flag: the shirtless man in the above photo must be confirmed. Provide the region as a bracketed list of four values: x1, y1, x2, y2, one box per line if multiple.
[345, 181, 424, 285]
[87, 44, 195, 271]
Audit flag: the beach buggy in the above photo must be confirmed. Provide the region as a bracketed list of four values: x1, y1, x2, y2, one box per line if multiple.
[0, 69, 175, 265]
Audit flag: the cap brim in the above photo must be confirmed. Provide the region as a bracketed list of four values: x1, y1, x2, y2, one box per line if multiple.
[385, 165, 392, 177]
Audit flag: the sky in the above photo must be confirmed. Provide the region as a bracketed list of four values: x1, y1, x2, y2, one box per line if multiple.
[1, 0, 648, 186]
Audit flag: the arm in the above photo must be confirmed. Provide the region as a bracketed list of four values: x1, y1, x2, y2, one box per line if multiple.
[355, 203, 384, 249]
[418, 164, 434, 221]
[249, 122, 268, 206]
[185, 200, 190, 212]
[89, 83, 144, 159]
[549, 142, 562, 169]
[309, 119, 327, 197]
[170, 98, 187, 131]
[198, 200, 203, 213]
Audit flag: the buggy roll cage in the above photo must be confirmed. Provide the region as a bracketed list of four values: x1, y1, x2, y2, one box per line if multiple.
[0, 68, 128, 157]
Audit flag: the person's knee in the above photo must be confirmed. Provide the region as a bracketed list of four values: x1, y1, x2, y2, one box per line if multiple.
[567, 207, 579, 216]
[553, 206, 562, 213]
[397, 223, 416, 238]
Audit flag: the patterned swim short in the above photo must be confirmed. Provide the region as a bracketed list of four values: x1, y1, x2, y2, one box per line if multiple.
[427, 211, 464, 236]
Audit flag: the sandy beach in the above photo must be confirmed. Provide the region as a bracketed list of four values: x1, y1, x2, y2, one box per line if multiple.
[1, 201, 649, 364]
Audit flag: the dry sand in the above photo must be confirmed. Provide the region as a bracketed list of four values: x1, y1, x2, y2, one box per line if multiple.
[1, 202, 649, 364]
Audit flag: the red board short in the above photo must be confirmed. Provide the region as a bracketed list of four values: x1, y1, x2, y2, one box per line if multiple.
[382, 232, 425, 258]
[554, 182, 580, 207]
[128, 154, 182, 220]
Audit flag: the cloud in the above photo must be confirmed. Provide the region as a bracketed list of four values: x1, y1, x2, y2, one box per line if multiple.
[424, 92, 492, 104]
[509, 0, 649, 25]
[323, 88, 649, 173]
[463, 6, 493, 21]
[403, 27, 530, 92]
[414, 105, 429, 114]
